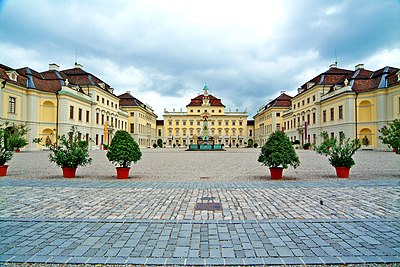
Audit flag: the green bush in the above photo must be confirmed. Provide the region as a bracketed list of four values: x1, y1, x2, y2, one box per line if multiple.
[7, 123, 29, 150]
[157, 139, 163, 148]
[258, 131, 300, 169]
[46, 126, 92, 168]
[107, 130, 142, 168]
[302, 143, 311, 149]
[313, 131, 361, 168]
[0, 123, 13, 165]
[379, 119, 400, 154]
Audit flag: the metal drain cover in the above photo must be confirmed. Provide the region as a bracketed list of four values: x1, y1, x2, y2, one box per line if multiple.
[195, 203, 222, 211]
[201, 196, 216, 201]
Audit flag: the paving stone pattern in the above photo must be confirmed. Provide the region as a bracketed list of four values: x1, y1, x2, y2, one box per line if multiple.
[1, 179, 400, 265]
[0, 180, 399, 220]
[1, 218, 399, 265]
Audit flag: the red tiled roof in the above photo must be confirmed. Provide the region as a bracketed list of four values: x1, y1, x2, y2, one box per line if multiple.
[118, 92, 145, 107]
[264, 93, 292, 109]
[187, 94, 225, 107]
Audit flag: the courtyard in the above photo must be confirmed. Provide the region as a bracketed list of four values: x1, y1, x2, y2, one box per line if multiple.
[0, 149, 399, 266]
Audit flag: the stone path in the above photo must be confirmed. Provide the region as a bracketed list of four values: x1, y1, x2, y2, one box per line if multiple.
[1, 218, 399, 265]
[1, 179, 400, 265]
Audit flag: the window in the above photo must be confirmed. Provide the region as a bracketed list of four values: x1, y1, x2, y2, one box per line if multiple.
[158, 129, 161, 136]
[293, 104, 296, 110]
[168, 121, 172, 126]
[97, 95, 99, 101]
[212, 110, 214, 113]
[190, 109, 193, 113]
[218, 121, 222, 126]
[96, 113, 99, 124]
[130, 112, 135, 116]
[313, 134, 316, 144]
[96, 134, 99, 145]
[107, 115, 109, 123]
[276, 113, 280, 117]
[297, 103, 300, 108]
[130, 123, 134, 133]
[232, 121, 236, 126]
[86, 133, 89, 142]
[307, 98, 310, 104]
[312, 112, 316, 124]
[78, 108, 82, 121]
[307, 114, 310, 124]
[111, 102, 114, 108]
[102, 98, 104, 104]
[239, 121, 243, 126]
[175, 120, 179, 126]
[183, 120, 186, 126]
[312, 95, 316, 102]
[190, 121, 193, 126]
[323, 110, 327, 123]
[8, 97, 16, 113]
[225, 121, 229, 126]
[219, 110, 222, 113]
[197, 121, 200, 126]
[276, 123, 281, 131]
[211, 121, 214, 126]
[338, 105, 343, 119]
[107, 100, 109, 106]
[331, 132, 335, 139]
[330, 108, 334, 121]
[70, 106, 74, 119]
[302, 100, 305, 106]
[249, 130, 252, 136]
[101, 114, 104, 125]
[115, 104, 118, 109]
[197, 110, 200, 113]
[111, 117, 114, 126]
[86, 111, 90, 122]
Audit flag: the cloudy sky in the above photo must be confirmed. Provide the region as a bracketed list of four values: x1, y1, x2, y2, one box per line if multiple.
[1, 0, 399, 117]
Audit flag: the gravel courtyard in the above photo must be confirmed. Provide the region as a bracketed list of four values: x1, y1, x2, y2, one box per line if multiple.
[4, 148, 400, 181]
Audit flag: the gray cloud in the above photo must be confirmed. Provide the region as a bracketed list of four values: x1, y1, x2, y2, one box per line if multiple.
[1, 0, 399, 117]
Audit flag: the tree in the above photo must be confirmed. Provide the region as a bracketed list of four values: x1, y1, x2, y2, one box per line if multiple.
[379, 119, 400, 154]
[107, 130, 142, 167]
[258, 131, 300, 169]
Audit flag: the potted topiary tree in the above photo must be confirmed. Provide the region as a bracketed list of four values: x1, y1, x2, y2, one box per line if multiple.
[7, 123, 29, 152]
[258, 131, 300, 179]
[379, 119, 400, 154]
[302, 142, 311, 150]
[106, 130, 142, 179]
[313, 131, 361, 178]
[0, 123, 13, 176]
[34, 126, 92, 178]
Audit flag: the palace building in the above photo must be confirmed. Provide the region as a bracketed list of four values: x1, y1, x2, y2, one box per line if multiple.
[159, 85, 254, 147]
[255, 63, 400, 151]
[1, 61, 398, 151]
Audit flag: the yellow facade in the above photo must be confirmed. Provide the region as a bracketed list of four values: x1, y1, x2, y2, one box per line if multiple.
[254, 93, 292, 146]
[162, 86, 250, 147]
[0, 63, 128, 150]
[282, 64, 400, 150]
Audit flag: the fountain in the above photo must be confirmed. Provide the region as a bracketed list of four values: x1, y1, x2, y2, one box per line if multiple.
[187, 113, 224, 151]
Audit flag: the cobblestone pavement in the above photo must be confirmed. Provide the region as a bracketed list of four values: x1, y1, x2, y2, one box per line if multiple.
[1, 179, 400, 265]
[0, 180, 399, 220]
[1, 150, 400, 265]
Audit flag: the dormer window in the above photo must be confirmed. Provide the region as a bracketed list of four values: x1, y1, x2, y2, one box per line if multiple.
[397, 70, 400, 81]
[6, 71, 18, 82]
[98, 83, 105, 89]
[306, 82, 315, 89]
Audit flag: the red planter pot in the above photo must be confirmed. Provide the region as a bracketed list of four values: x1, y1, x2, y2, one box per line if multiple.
[116, 167, 130, 179]
[61, 167, 77, 178]
[15, 149, 20, 153]
[335, 167, 350, 178]
[0, 165, 9, 176]
[269, 167, 283, 179]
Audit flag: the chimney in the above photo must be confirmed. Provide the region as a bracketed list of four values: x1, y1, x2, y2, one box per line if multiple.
[49, 63, 60, 71]
[126, 91, 131, 94]
[355, 64, 364, 70]
[329, 63, 337, 68]
[74, 62, 83, 69]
